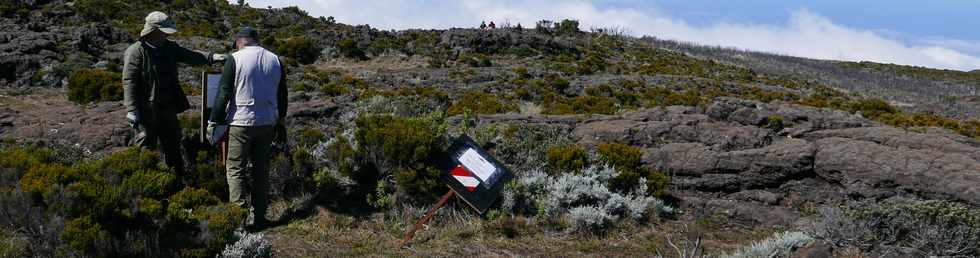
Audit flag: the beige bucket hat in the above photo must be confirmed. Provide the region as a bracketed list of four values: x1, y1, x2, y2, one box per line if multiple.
[140, 11, 177, 37]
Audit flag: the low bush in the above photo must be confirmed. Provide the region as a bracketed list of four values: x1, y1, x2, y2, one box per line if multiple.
[447, 90, 516, 116]
[219, 232, 272, 258]
[336, 38, 367, 60]
[457, 52, 492, 67]
[167, 187, 220, 223]
[555, 19, 581, 35]
[543, 95, 619, 115]
[67, 69, 122, 104]
[354, 114, 447, 204]
[764, 115, 785, 132]
[545, 144, 588, 174]
[576, 51, 607, 75]
[276, 36, 321, 65]
[502, 165, 672, 233]
[809, 200, 980, 256]
[1, 145, 246, 257]
[723, 231, 814, 258]
[597, 143, 669, 197]
[848, 98, 898, 119]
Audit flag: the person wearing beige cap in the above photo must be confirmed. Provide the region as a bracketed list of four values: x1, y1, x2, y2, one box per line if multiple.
[122, 11, 227, 185]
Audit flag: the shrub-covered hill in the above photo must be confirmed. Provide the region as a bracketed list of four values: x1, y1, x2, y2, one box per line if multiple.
[1, 1, 980, 257]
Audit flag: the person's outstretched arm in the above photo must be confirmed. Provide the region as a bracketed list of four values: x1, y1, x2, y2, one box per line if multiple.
[174, 42, 222, 65]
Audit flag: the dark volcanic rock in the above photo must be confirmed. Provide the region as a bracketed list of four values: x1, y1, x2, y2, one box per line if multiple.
[813, 136, 980, 205]
[571, 98, 980, 208]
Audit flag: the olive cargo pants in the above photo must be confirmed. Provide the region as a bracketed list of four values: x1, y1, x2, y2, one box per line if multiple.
[226, 125, 274, 224]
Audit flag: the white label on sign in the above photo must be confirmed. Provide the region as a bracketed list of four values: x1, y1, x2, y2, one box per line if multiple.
[206, 74, 222, 108]
[458, 148, 497, 184]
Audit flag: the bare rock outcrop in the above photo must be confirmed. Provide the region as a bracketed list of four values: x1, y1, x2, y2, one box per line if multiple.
[572, 98, 980, 208]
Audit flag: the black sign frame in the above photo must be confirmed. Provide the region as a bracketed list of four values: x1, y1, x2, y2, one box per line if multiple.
[437, 135, 513, 214]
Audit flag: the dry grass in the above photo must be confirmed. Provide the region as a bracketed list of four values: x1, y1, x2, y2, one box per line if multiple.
[262, 203, 784, 258]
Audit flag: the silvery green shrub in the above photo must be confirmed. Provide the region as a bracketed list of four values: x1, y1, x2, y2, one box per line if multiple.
[219, 232, 272, 258]
[502, 164, 672, 232]
[723, 231, 813, 258]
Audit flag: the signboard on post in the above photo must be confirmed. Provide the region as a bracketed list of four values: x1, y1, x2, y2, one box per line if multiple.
[402, 135, 515, 246]
[201, 71, 228, 145]
[436, 135, 514, 214]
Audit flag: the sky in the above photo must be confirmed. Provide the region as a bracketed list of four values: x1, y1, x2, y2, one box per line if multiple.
[239, 0, 980, 71]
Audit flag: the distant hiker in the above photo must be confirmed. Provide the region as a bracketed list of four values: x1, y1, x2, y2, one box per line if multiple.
[480, 21, 487, 30]
[208, 26, 287, 230]
[489, 21, 496, 29]
[123, 11, 227, 182]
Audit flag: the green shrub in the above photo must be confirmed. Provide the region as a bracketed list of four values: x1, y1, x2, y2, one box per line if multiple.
[764, 115, 785, 132]
[576, 51, 607, 75]
[546, 144, 588, 174]
[742, 87, 796, 103]
[296, 127, 326, 147]
[643, 88, 703, 107]
[320, 83, 351, 96]
[138, 197, 164, 217]
[336, 38, 366, 60]
[121, 170, 174, 199]
[447, 90, 515, 115]
[67, 69, 122, 104]
[0, 146, 53, 173]
[0, 2, 29, 18]
[848, 98, 897, 119]
[597, 143, 643, 170]
[326, 132, 363, 181]
[19, 163, 69, 197]
[597, 143, 668, 197]
[543, 73, 570, 93]
[276, 36, 321, 65]
[355, 114, 447, 203]
[74, 0, 126, 21]
[513, 66, 531, 80]
[191, 204, 246, 254]
[571, 95, 617, 114]
[0, 230, 28, 257]
[458, 52, 492, 67]
[96, 147, 163, 178]
[61, 216, 111, 256]
[167, 187, 220, 223]
[555, 19, 581, 35]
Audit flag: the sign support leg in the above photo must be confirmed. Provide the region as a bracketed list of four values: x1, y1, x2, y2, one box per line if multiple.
[400, 189, 455, 247]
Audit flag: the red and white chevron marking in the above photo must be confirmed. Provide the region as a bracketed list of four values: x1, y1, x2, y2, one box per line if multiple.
[451, 165, 480, 192]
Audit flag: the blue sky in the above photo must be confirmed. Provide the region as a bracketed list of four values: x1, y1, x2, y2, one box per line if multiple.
[240, 0, 980, 71]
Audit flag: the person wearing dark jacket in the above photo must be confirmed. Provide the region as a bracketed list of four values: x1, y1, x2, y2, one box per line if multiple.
[123, 11, 226, 181]
[208, 27, 287, 230]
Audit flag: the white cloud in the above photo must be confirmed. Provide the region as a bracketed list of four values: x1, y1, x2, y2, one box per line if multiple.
[245, 0, 980, 71]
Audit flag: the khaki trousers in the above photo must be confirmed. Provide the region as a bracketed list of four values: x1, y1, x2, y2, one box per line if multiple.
[226, 125, 274, 222]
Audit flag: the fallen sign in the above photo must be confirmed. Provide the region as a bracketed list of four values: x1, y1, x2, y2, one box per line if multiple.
[401, 135, 514, 246]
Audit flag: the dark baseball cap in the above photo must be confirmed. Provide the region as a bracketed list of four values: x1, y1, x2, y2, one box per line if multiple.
[236, 26, 258, 39]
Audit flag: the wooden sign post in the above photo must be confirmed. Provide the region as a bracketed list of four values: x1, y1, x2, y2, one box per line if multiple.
[400, 135, 514, 246]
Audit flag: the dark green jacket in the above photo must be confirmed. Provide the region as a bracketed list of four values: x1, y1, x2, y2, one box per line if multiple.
[122, 40, 214, 117]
